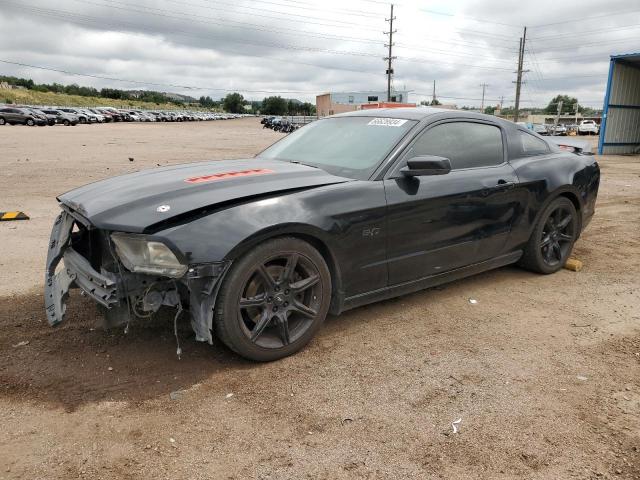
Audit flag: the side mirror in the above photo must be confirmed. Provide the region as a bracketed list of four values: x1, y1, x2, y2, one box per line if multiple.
[400, 155, 452, 177]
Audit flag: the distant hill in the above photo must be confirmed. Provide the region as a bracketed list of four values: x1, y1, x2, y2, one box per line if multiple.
[0, 87, 210, 110]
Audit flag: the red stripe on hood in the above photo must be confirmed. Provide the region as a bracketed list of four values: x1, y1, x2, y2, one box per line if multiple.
[185, 168, 275, 184]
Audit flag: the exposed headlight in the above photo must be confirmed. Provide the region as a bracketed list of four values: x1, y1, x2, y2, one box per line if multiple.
[110, 233, 187, 278]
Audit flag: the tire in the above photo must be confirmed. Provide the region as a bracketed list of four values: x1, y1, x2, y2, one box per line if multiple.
[26, 118, 35, 126]
[63, 119, 70, 126]
[519, 197, 578, 274]
[0, 117, 5, 125]
[80, 117, 86, 124]
[215, 237, 332, 361]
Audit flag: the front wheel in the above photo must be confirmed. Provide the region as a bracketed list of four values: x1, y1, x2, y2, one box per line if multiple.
[0, 117, 5, 125]
[26, 118, 35, 126]
[519, 197, 578, 274]
[214, 237, 331, 361]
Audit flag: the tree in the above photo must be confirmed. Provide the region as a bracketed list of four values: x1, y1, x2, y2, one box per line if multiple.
[199, 96, 216, 108]
[545, 95, 579, 115]
[223, 92, 245, 113]
[430, 98, 441, 106]
[262, 96, 288, 115]
[484, 105, 496, 115]
[299, 102, 316, 116]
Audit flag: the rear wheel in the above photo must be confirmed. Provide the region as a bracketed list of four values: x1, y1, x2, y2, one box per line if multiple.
[519, 197, 578, 274]
[0, 117, 5, 125]
[26, 118, 35, 126]
[63, 119, 70, 126]
[215, 237, 331, 361]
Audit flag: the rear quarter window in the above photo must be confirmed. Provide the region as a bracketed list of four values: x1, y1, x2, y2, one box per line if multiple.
[519, 131, 550, 156]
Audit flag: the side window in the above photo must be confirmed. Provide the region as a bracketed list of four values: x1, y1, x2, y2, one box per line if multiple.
[519, 131, 549, 155]
[406, 122, 504, 169]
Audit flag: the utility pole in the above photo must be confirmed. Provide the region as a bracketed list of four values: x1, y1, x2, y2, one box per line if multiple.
[480, 83, 489, 111]
[499, 95, 505, 110]
[554, 100, 564, 132]
[384, 4, 396, 102]
[432, 80, 436, 104]
[513, 26, 528, 123]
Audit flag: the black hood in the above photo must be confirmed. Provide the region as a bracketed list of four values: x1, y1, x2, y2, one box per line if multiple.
[59, 159, 350, 232]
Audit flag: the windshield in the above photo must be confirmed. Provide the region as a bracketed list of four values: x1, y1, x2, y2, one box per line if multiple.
[258, 116, 417, 180]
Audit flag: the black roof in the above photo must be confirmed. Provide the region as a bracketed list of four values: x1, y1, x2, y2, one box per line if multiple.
[334, 106, 517, 128]
[334, 107, 447, 120]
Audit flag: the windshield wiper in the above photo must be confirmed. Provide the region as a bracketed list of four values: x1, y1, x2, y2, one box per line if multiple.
[289, 160, 320, 169]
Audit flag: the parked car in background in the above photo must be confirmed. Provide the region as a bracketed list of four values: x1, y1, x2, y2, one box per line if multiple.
[96, 107, 122, 122]
[25, 108, 53, 126]
[77, 108, 103, 123]
[578, 120, 599, 135]
[87, 108, 109, 122]
[40, 108, 79, 126]
[35, 108, 59, 126]
[550, 124, 567, 136]
[532, 124, 548, 135]
[59, 108, 90, 124]
[0, 106, 47, 126]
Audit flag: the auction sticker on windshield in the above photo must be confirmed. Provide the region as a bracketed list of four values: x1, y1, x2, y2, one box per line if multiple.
[367, 118, 408, 127]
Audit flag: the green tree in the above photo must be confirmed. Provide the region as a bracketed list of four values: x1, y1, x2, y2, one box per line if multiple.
[430, 98, 441, 106]
[262, 96, 288, 115]
[484, 105, 496, 115]
[199, 95, 216, 108]
[223, 92, 245, 113]
[545, 95, 579, 115]
[299, 102, 316, 116]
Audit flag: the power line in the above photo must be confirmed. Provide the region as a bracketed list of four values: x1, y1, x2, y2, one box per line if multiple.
[0, 58, 318, 93]
[527, 36, 640, 52]
[417, 8, 522, 29]
[529, 22, 640, 41]
[3, 1, 518, 74]
[530, 8, 640, 29]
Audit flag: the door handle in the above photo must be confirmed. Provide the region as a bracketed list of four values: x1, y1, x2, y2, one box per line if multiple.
[495, 180, 515, 190]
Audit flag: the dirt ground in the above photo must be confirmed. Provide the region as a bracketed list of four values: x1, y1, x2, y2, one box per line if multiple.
[0, 119, 638, 479]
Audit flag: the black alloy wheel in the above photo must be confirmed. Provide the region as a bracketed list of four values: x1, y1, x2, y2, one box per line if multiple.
[519, 196, 578, 274]
[539, 205, 575, 267]
[215, 237, 331, 361]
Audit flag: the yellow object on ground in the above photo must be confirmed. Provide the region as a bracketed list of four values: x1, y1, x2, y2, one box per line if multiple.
[564, 258, 583, 272]
[0, 211, 30, 221]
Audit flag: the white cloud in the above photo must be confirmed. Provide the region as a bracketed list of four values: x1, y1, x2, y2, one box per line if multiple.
[0, 0, 636, 106]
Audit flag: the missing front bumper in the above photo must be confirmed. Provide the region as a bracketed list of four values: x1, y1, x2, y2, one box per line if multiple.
[43, 210, 230, 344]
[44, 211, 120, 326]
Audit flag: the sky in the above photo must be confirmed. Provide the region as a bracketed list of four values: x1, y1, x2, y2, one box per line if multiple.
[0, 0, 638, 108]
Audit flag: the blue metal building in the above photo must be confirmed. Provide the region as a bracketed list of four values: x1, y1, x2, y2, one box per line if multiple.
[598, 53, 640, 155]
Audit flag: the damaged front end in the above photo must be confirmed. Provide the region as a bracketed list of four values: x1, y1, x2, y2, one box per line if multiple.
[44, 208, 229, 343]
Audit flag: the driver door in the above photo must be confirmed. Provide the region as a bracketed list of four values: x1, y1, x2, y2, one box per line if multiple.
[383, 119, 521, 285]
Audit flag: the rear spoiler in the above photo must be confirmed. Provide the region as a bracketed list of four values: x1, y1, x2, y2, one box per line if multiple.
[549, 138, 594, 155]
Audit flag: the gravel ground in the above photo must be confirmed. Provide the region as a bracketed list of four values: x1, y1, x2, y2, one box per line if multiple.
[0, 119, 638, 479]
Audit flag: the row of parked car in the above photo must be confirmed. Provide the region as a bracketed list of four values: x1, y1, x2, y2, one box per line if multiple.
[0, 105, 243, 127]
[261, 115, 316, 133]
[520, 120, 600, 136]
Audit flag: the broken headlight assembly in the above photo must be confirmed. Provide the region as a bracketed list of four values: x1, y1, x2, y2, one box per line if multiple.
[110, 233, 188, 278]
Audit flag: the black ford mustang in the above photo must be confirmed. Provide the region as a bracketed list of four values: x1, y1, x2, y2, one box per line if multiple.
[45, 108, 600, 361]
